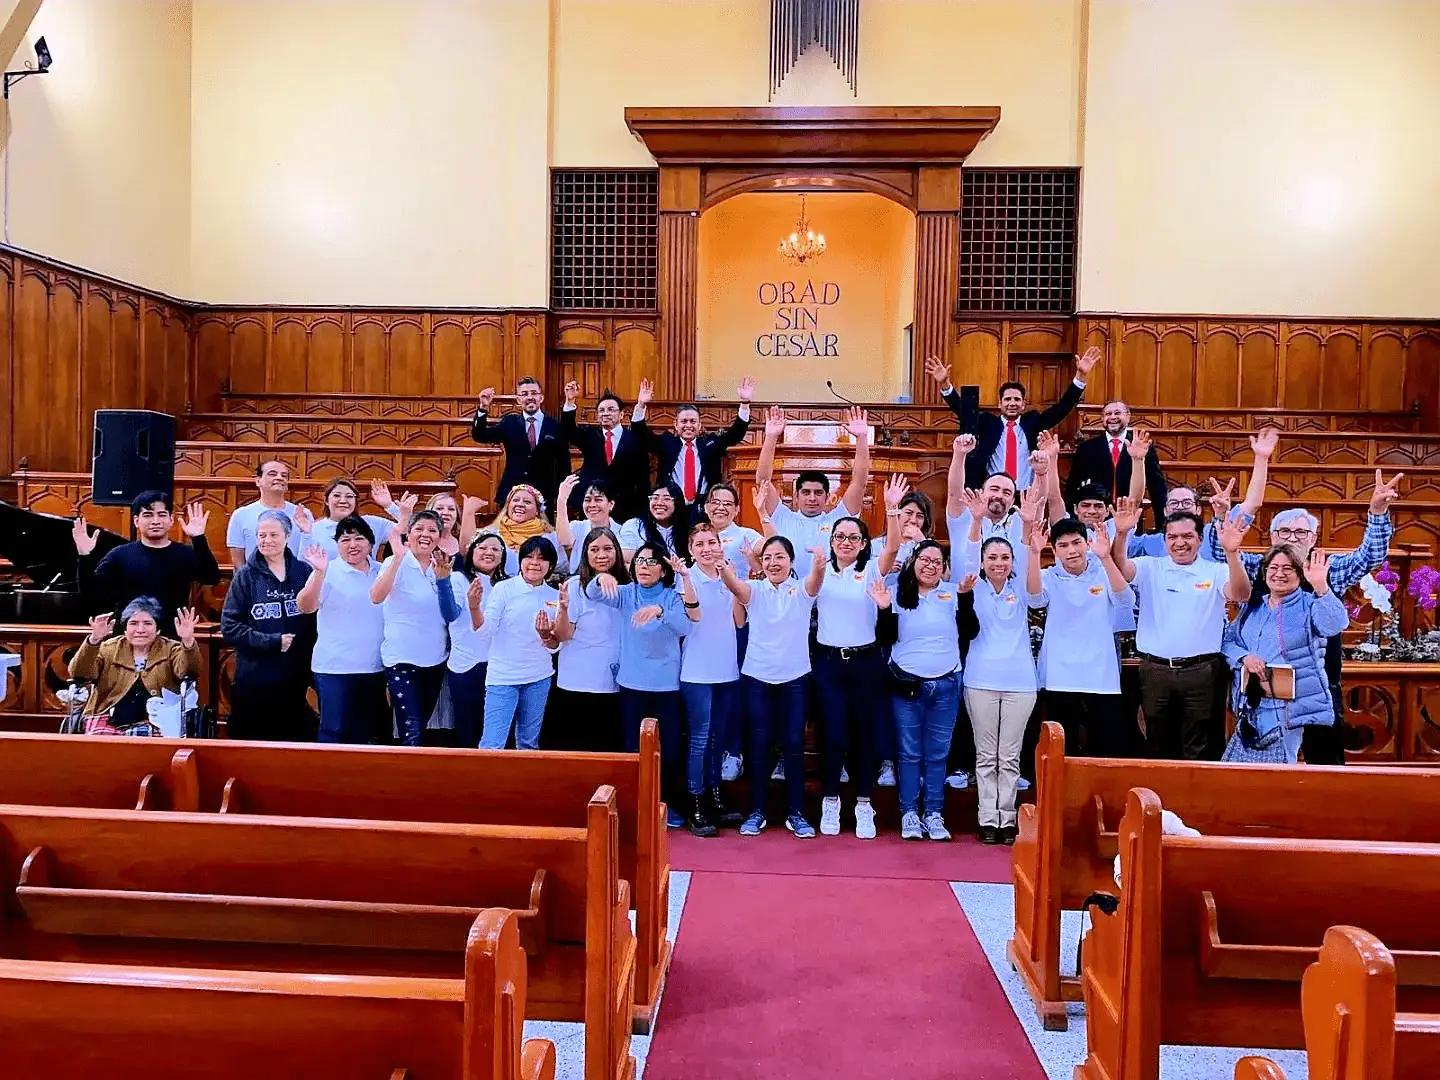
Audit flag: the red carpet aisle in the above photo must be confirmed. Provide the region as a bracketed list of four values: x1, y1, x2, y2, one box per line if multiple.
[644, 834, 1045, 1080]
[669, 828, 1013, 883]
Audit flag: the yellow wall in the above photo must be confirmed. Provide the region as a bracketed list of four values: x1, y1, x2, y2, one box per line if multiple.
[189, 0, 550, 307]
[553, 0, 1082, 167]
[1080, 0, 1440, 318]
[697, 192, 915, 401]
[4, 0, 191, 296]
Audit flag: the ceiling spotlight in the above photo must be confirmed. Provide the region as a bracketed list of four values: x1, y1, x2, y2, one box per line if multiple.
[4, 36, 54, 98]
[35, 37, 52, 73]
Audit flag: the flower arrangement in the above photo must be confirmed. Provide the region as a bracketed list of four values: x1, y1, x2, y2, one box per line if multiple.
[1408, 564, 1440, 617]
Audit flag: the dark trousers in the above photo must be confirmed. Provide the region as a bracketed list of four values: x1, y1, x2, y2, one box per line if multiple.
[1302, 633, 1348, 765]
[228, 677, 316, 742]
[385, 663, 446, 747]
[1137, 656, 1228, 760]
[545, 687, 623, 752]
[947, 691, 976, 775]
[812, 644, 886, 798]
[314, 671, 389, 744]
[620, 687, 683, 806]
[1043, 690, 1124, 758]
[744, 673, 808, 818]
[446, 662, 488, 749]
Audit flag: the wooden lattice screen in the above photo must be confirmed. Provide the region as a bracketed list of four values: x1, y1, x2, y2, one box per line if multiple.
[958, 168, 1079, 315]
[550, 169, 659, 311]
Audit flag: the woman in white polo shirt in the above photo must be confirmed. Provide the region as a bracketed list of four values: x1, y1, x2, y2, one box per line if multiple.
[618, 482, 690, 561]
[555, 474, 622, 574]
[810, 474, 906, 840]
[446, 531, 508, 749]
[476, 535, 562, 749]
[298, 478, 403, 560]
[719, 535, 824, 839]
[296, 514, 387, 744]
[369, 510, 458, 747]
[550, 527, 627, 752]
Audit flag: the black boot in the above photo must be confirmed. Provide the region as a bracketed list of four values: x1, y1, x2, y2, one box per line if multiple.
[687, 793, 718, 838]
[706, 788, 743, 828]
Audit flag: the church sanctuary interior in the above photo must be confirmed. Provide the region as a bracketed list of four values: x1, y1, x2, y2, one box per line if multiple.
[3, 1, 1440, 1078]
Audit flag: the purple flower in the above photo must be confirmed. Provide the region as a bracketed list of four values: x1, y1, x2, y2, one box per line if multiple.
[1408, 565, 1440, 612]
[1376, 561, 1400, 592]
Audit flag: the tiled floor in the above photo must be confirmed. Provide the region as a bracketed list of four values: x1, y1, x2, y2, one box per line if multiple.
[952, 881, 1309, 1080]
[523, 870, 691, 1080]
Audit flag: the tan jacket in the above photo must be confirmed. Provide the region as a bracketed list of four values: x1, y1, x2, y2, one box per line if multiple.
[68, 636, 199, 717]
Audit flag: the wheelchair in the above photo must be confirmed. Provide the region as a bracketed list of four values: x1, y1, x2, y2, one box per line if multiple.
[58, 677, 217, 738]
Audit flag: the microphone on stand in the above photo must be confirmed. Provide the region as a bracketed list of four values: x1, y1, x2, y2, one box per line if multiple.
[825, 380, 858, 408]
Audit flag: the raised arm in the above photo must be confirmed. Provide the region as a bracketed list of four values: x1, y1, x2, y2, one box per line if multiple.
[369, 528, 406, 604]
[1035, 430, 1063, 526]
[876, 474, 906, 576]
[924, 356, 967, 425]
[1110, 496, 1142, 582]
[840, 407, 871, 516]
[754, 406, 786, 515]
[1089, 525, 1132, 595]
[1031, 346, 1099, 430]
[1238, 427, 1279, 516]
[469, 387, 502, 443]
[459, 494, 488, 553]
[945, 434, 976, 519]
[803, 546, 826, 598]
[1216, 514, 1254, 604]
[1127, 428, 1152, 507]
[1325, 470, 1401, 592]
[714, 376, 755, 450]
[554, 474, 581, 551]
[295, 546, 328, 614]
[666, 555, 702, 622]
[560, 381, 583, 446]
[718, 559, 752, 606]
[1024, 522, 1045, 601]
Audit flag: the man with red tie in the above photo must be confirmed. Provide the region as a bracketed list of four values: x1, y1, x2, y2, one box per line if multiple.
[634, 376, 756, 515]
[1066, 399, 1169, 531]
[469, 377, 570, 512]
[559, 380, 653, 521]
[926, 346, 1100, 490]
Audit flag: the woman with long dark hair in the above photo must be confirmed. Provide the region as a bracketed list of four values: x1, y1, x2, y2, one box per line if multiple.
[550, 527, 628, 751]
[619, 482, 690, 562]
[446, 531, 508, 749]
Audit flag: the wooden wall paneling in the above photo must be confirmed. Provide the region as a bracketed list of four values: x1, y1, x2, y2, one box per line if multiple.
[110, 296, 141, 413]
[915, 212, 960, 394]
[658, 212, 698, 401]
[1155, 323, 1197, 406]
[229, 317, 268, 395]
[431, 318, 468, 397]
[950, 322, 1003, 403]
[1195, 323, 1240, 407]
[513, 314, 546, 389]
[613, 319, 658, 400]
[307, 317, 347, 393]
[13, 263, 83, 472]
[0, 253, 11, 472]
[270, 317, 309, 393]
[1236, 325, 1280, 409]
[191, 316, 230, 412]
[1116, 323, 1159, 406]
[1402, 328, 1440, 423]
[350, 316, 388, 394]
[1281, 325, 1321, 409]
[468, 318, 505, 394]
[388, 317, 428, 395]
[1321, 327, 1362, 411]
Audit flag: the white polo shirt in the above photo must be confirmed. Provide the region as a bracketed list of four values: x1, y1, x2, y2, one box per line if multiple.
[716, 522, 763, 568]
[816, 559, 882, 648]
[311, 557, 384, 675]
[446, 572, 492, 675]
[501, 531, 565, 576]
[1029, 556, 1131, 694]
[378, 550, 449, 669]
[889, 584, 962, 680]
[226, 499, 307, 559]
[770, 503, 849, 559]
[556, 575, 622, 694]
[740, 577, 817, 684]
[680, 569, 741, 684]
[1130, 556, 1233, 659]
[481, 575, 561, 686]
[617, 519, 673, 555]
[947, 509, 1028, 584]
[302, 512, 400, 560]
[963, 580, 1037, 693]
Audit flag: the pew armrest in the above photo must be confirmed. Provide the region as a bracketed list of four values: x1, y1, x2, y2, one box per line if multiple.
[522, 1038, 558, 1080]
[1093, 795, 1119, 861]
[1233, 1056, 1289, 1080]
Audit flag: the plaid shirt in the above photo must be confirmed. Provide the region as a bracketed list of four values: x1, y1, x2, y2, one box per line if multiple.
[1208, 512, 1393, 592]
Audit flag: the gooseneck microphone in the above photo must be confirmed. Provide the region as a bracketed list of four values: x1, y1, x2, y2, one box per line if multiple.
[825, 380, 859, 408]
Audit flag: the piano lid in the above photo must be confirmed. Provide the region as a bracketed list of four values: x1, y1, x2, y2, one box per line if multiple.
[0, 500, 127, 588]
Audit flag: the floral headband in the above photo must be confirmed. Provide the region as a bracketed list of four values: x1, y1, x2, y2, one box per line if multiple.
[506, 484, 548, 516]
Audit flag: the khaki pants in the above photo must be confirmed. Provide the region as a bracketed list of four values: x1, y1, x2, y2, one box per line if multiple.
[965, 687, 1037, 829]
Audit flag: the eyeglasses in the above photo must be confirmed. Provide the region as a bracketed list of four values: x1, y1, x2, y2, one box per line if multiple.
[1272, 527, 1314, 541]
[633, 556, 662, 567]
[1167, 499, 1198, 511]
[1267, 563, 1300, 576]
[832, 533, 863, 543]
[707, 499, 736, 509]
[914, 557, 946, 569]
[649, 493, 673, 502]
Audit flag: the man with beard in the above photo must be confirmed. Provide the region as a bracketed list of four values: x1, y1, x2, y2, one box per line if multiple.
[470, 376, 570, 511]
[1067, 400, 1167, 530]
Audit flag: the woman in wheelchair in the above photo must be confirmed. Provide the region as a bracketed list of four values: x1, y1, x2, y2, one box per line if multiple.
[68, 597, 200, 736]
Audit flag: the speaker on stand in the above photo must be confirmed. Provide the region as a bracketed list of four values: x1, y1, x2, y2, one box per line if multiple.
[90, 410, 176, 509]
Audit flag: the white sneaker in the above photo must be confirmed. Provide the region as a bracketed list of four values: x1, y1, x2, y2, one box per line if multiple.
[923, 812, 951, 842]
[839, 766, 850, 784]
[900, 810, 924, 841]
[1016, 776, 1032, 792]
[877, 760, 897, 787]
[946, 770, 972, 790]
[819, 796, 842, 836]
[853, 798, 876, 840]
[771, 760, 786, 781]
[721, 753, 743, 782]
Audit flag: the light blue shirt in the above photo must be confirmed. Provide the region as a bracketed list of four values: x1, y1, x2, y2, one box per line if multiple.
[302, 513, 400, 560]
[311, 557, 384, 675]
[226, 500, 307, 560]
[587, 580, 693, 692]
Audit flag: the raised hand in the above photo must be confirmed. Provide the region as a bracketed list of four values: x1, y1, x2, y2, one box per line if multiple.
[1112, 495, 1141, 536]
[1029, 449, 1051, 477]
[868, 575, 892, 609]
[534, 609, 555, 637]
[736, 376, 756, 402]
[173, 607, 199, 647]
[808, 546, 828, 574]
[87, 612, 115, 643]
[1217, 513, 1250, 554]
[883, 473, 909, 510]
[1018, 484, 1046, 526]
[1369, 469, 1403, 515]
[637, 378, 654, 406]
[953, 433, 977, 456]
[595, 572, 619, 599]
[1075, 345, 1102, 378]
[960, 487, 989, 520]
[1089, 526, 1113, 561]
[563, 380, 580, 405]
[385, 523, 405, 551]
[433, 552, 452, 579]
[397, 491, 419, 521]
[462, 493, 488, 521]
[1037, 429, 1061, 457]
[764, 405, 787, 438]
[369, 480, 393, 508]
[632, 604, 664, 627]
[556, 581, 569, 612]
[1127, 428, 1152, 461]
[923, 356, 952, 387]
[955, 573, 978, 594]
[752, 480, 773, 514]
[845, 407, 870, 440]
[303, 545, 329, 572]
[478, 387, 496, 411]
[180, 502, 210, 538]
[467, 576, 485, 610]
[72, 517, 98, 556]
[1207, 477, 1236, 520]
[292, 504, 315, 534]
[556, 475, 579, 508]
[665, 552, 691, 579]
[1025, 520, 1047, 554]
[1250, 427, 1280, 459]
[1304, 549, 1333, 592]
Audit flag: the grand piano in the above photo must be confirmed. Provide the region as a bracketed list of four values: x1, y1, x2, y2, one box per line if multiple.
[0, 501, 126, 626]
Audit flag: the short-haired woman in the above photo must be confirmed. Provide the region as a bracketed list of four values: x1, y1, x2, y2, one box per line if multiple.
[701, 482, 761, 782]
[1222, 545, 1347, 763]
[618, 482, 690, 562]
[555, 474, 622, 572]
[222, 509, 317, 741]
[550, 527, 627, 752]
[296, 515, 388, 744]
[370, 509, 459, 747]
[477, 535, 562, 749]
[71, 598, 200, 735]
[446, 531, 508, 749]
[720, 535, 824, 839]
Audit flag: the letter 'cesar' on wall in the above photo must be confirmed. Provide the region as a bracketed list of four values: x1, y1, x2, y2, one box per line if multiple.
[756, 280, 841, 358]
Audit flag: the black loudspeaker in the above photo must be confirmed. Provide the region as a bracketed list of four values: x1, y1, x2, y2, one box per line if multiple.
[90, 410, 176, 507]
[958, 385, 981, 434]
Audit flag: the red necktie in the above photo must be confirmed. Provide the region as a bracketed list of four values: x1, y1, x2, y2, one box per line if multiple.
[1003, 421, 1018, 480]
[605, 429, 615, 464]
[527, 416, 538, 450]
[1111, 438, 1122, 468]
[683, 442, 697, 502]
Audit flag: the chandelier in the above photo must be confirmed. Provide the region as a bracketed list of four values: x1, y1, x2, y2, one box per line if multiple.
[778, 195, 827, 265]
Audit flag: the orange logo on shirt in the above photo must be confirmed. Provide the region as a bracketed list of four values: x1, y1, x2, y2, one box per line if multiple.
[545, 600, 559, 609]
[786, 587, 798, 597]
[1003, 594, 1018, 604]
[853, 571, 865, 581]
[1194, 580, 1213, 591]
[1088, 585, 1105, 596]
[937, 592, 953, 601]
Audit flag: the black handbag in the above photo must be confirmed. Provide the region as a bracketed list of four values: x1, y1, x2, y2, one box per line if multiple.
[887, 659, 924, 701]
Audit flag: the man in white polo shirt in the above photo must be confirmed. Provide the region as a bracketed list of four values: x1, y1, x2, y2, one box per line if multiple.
[753, 405, 871, 553]
[1112, 496, 1252, 761]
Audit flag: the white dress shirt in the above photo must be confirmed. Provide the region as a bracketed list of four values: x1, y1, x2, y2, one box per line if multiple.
[988, 420, 1034, 488]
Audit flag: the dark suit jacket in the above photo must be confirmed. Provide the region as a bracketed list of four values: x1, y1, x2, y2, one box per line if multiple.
[469, 410, 570, 512]
[559, 410, 653, 521]
[1066, 430, 1168, 529]
[942, 380, 1085, 489]
[635, 414, 750, 507]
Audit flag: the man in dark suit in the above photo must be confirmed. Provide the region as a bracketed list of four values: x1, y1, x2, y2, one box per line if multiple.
[559, 380, 652, 521]
[925, 346, 1101, 490]
[1066, 399, 1168, 530]
[633, 376, 755, 514]
[469, 377, 570, 512]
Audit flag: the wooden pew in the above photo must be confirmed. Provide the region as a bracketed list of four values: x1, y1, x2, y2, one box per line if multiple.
[1010, 722, 1440, 1030]
[1075, 787, 1440, 1080]
[0, 907, 556, 1080]
[0, 725, 672, 1032]
[1235, 926, 1440, 1080]
[0, 793, 634, 1080]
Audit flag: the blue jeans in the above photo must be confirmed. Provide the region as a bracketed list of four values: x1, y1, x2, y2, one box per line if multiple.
[385, 663, 446, 747]
[813, 644, 886, 797]
[447, 662, 488, 749]
[481, 676, 551, 749]
[680, 681, 738, 793]
[315, 671, 390, 744]
[744, 673, 808, 817]
[894, 671, 960, 815]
